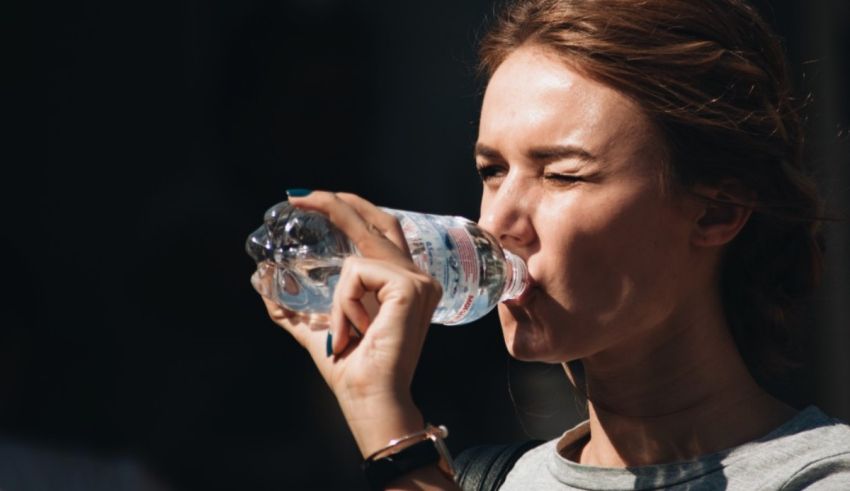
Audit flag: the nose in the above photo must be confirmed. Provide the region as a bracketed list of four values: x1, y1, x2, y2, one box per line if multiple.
[478, 175, 537, 253]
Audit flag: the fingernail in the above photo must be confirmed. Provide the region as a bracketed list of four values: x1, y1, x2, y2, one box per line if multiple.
[286, 188, 312, 198]
[326, 332, 333, 357]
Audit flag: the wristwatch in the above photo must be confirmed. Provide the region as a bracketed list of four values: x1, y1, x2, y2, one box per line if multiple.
[362, 424, 455, 490]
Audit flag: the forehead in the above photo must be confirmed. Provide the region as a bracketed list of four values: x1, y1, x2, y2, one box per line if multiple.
[479, 45, 655, 157]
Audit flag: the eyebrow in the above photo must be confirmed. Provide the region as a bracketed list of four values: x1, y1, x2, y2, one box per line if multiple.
[474, 143, 597, 163]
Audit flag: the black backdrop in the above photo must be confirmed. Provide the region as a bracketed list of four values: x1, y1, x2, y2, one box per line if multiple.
[6, 1, 849, 490]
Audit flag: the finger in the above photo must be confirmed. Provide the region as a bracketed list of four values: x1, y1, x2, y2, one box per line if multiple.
[335, 192, 411, 257]
[257, 289, 288, 319]
[252, 272, 298, 321]
[342, 258, 440, 326]
[257, 288, 326, 348]
[259, 294, 302, 334]
[329, 295, 349, 358]
[287, 191, 410, 264]
[329, 259, 372, 356]
[341, 295, 371, 337]
[251, 270, 273, 299]
[328, 311, 368, 357]
[329, 259, 351, 357]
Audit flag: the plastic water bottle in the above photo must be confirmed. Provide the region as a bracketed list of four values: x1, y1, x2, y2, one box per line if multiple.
[246, 201, 528, 325]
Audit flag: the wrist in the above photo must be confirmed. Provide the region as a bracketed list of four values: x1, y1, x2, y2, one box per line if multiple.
[362, 424, 455, 491]
[338, 392, 425, 457]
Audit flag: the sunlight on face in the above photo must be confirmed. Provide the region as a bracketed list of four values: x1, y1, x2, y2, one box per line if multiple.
[476, 45, 699, 363]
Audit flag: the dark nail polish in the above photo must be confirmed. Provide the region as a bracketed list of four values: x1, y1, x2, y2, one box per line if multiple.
[286, 188, 313, 197]
[326, 332, 333, 357]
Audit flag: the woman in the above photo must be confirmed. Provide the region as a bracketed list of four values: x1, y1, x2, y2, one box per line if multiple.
[254, 0, 850, 489]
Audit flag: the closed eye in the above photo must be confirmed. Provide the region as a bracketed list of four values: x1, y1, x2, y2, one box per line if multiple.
[478, 165, 585, 186]
[544, 173, 583, 183]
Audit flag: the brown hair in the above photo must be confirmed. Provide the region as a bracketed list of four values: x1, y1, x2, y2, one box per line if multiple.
[479, 0, 824, 381]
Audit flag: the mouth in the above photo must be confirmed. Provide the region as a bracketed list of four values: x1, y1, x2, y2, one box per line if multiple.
[503, 281, 539, 307]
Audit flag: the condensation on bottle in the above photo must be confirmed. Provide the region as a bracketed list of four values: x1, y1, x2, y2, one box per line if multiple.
[245, 201, 528, 325]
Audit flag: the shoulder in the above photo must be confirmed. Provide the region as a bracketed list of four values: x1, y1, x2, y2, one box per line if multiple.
[507, 437, 557, 472]
[499, 420, 593, 490]
[780, 452, 850, 490]
[725, 406, 850, 489]
[772, 406, 850, 459]
[497, 438, 560, 490]
[775, 407, 850, 489]
[454, 440, 547, 491]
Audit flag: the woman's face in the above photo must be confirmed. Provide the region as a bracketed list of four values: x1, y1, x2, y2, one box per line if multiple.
[477, 46, 701, 363]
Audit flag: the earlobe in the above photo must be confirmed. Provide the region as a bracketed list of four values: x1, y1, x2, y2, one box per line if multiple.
[690, 183, 754, 248]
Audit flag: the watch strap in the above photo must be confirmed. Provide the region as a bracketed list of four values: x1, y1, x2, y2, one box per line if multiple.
[362, 438, 441, 490]
[361, 424, 454, 490]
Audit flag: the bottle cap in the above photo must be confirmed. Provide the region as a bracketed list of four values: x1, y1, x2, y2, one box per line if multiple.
[500, 250, 529, 302]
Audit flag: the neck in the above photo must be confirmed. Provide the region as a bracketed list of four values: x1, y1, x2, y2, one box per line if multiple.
[570, 292, 795, 467]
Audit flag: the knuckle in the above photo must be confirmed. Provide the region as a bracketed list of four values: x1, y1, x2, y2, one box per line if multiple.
[341, 255, 364, 271]
[313, 191, 341, 210]
[318, 191, 339, 208]
[411, 273, 442, 298]
[382, 215, 402, 232]
[375, 209, 396, 223]
[337, 260, 350, 281]
[336, 192, 359, 202]
[351, 227, 376, 247]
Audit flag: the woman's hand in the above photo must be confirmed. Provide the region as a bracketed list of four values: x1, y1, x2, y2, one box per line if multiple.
[252, 191, 443, 457]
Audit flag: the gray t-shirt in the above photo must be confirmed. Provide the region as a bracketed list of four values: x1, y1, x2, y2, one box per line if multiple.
[501, 406, 850, 490]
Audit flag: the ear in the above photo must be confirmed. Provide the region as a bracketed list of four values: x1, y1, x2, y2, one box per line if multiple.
[690, 182, 754, 248]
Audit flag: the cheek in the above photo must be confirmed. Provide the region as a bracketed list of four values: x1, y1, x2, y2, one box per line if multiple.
[540, 189, 689, 324]
[600, 195, 691, 288]
[497, 187, 693, 361]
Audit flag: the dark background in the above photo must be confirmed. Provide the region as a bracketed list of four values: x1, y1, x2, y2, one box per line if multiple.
[5, 1, 849, 490]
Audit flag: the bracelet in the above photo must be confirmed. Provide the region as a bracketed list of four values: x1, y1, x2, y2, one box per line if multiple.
[362, 424, 455, 490]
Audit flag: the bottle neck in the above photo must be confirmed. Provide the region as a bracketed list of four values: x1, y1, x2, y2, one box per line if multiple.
[500, 250, 529, 302]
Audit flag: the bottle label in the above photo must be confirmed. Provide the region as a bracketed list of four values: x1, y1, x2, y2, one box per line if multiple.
[391, 210, 481, 325]
[443, 226, 479, 324]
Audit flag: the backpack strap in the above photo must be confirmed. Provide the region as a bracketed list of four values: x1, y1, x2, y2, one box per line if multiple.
[453, 440, 544, 491]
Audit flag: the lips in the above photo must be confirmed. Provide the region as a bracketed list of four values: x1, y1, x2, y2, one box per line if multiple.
[503, 277, 539, 307]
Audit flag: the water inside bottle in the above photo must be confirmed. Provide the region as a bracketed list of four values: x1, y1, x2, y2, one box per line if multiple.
[247, 201, 529, 325]
[274, 257, 343, 313]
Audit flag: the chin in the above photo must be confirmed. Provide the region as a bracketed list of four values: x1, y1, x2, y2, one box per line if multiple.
[499, 306, 567, 363]
[498, 299, 602, 363]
